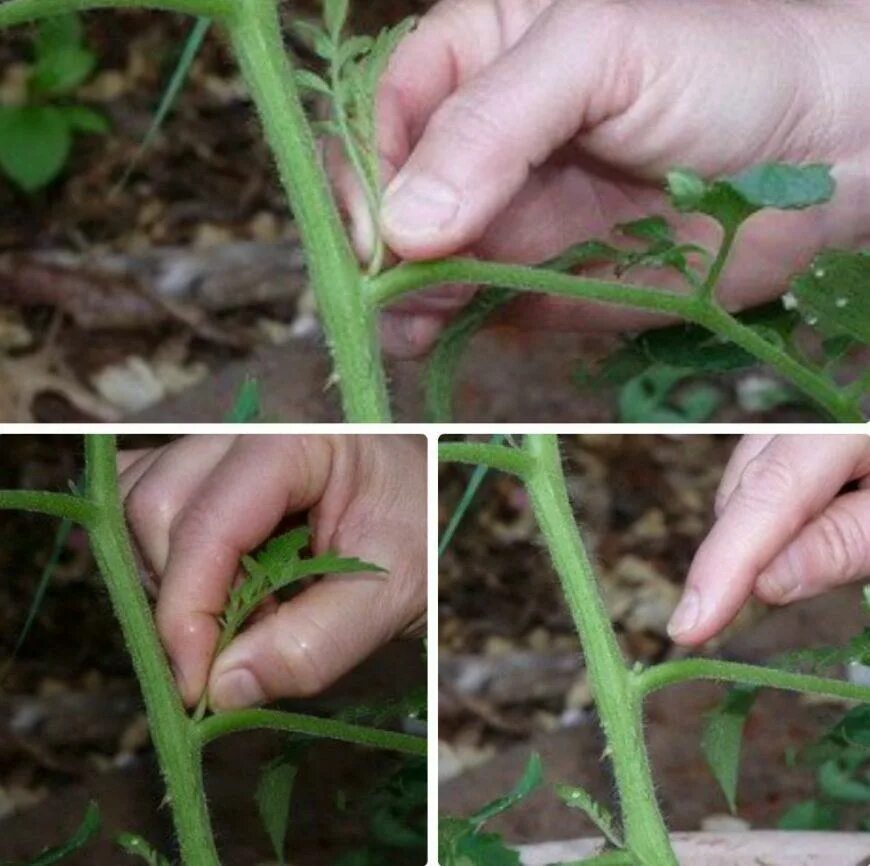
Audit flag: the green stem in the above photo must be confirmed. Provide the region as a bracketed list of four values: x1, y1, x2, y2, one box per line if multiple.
[438, 442, 534, 478]
[84, 436, 219, 866]
[692, 302, 861, 422]
[369, 258, 862, 422]
[0, 491, 97, 525]
[197, 708, 426, 756]
[522, 435, 677, 866]
[368, 258, 696, 318]
[699, 223, 737, 301]
[0, 0, 232, 26]
[225, 1, 391, 422]
[637, 658, 870, 704]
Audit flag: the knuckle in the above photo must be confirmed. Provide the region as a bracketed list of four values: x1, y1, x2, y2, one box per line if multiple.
[432, 91, 508, 152]
[734, 455, 798, 510]
[813, 506, 867, 582]
[126, 479, 178, 539]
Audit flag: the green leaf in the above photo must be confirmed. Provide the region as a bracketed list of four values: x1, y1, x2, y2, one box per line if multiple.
[116, 833, 171, 866]
[667, 163, 834, 231]
[818, 759, 870, 804]
[292, 19, 334, 60]
[617, 367, 723, 424]
[0, 105, 71, 191]
[30, 45, 95, 95]
[556, 784, 623, 848]
[255, 526, 312, 577]
[543, 240, 625, 273]
[295, 69, 331, 96]
[777, 799, 840, 831]
[14, 801, 101, 866]
[701, 684, 759, 813]
[470, 753, 543, 827]
[226, 376, 262, 423]
[324, 0, 349, 38]
[256, 754, 301, 863]
[60, 105, 109, 134]
[726, 163, 835, 211]
[34, 14, 83, 56]
[438, 818, 520, 866]
[790, 250, 870, 343]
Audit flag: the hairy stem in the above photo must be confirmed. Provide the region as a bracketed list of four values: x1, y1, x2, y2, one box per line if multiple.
[197, 708, 426, 755]
[369, 258, 861, 421]
[85, 436, 219, 866]
[438, 442, 534, 478]
[224, 0, 391, 422]
[522, 435, 677, 866]
[637, 658, 870, 703]
[0, 491, 97, 525]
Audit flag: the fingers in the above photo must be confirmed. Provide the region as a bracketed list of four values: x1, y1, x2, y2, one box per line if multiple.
[754, 489, 870, 605]
[380, 1, 640, 259]
[713, 435, 776, 516]
[669, 435, 870, 646]
[154, 436, 334, 706]
[207, 436, 426, 709]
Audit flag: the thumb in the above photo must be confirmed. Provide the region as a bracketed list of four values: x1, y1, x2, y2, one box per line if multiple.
[206, 572, 406, 709]
[380, 1, 638, 260]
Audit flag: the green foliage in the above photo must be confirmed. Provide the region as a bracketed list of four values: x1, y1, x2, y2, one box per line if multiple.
[777, 799, 840, 831]
[440, 754, 543, 866]
[0, 14, 107, 192]
[667, 163, 835, 231]
[226, 376, 263, 423]
[256, 743, 308, 864]
[293, 1, 415, 273]
[116, 834, 171, 866]
[790, 249, 870, 343]
[556, 784, 623, 848]
[3, 802, 101, 866]
[701, 683, 759, 813]
[469, 752, 543, 826]
[219, 526, 385, 655]
[336, 756, 427, 865]
[117, 16, 211, 191]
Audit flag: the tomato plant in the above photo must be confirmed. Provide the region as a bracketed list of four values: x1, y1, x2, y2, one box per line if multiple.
[0, 434, 425, 866]
[0, 0, 866, 422]
[439, 435, 870, 866]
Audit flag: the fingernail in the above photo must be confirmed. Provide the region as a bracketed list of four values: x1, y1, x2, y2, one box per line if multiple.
[667, 588, 702, 638]
[382, 173, 460, 237]
[210, 668, 266, 711]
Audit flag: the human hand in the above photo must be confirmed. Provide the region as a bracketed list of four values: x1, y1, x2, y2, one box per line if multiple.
[117, 435, 426, 710]
[333, 0, 870, 357]
[667, 434, 870, 646]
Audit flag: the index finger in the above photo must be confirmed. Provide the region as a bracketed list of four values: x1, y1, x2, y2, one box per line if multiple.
[156, 436, 334, 705]
[669, 435, 870, 646]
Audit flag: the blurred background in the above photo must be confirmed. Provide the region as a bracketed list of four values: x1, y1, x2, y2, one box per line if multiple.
[439, 434, 868, 844]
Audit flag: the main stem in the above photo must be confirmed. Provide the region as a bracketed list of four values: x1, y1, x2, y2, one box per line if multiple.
[85, 436, 219, 866]
[225, 0, 391, 422]
[523, 435, 676, 866]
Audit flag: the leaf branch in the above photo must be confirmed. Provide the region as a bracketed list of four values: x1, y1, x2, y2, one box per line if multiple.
[0, 490, 98, 525]
[438, 441, 535, 478]
[196, 708, 426, 755]
[635, 658, 870, 703]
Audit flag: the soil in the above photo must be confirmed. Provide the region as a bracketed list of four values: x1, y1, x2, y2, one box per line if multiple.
[439, 434, 870, 843]
[0, 3, 849, 422]
[0, 435, 427, 866]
